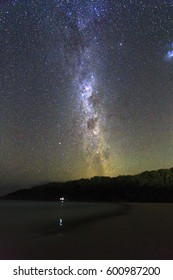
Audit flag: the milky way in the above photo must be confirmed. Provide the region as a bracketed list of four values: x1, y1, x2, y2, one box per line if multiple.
[0, 0, 173, 192]
[76, 50, 109, 176]
[71, 1, 111, 176]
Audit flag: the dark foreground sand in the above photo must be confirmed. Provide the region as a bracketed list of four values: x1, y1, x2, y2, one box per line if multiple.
[0, 201, 173, 259]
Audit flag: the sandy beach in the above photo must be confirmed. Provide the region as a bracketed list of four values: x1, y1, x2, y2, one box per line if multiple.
[0, 201, 173, 259]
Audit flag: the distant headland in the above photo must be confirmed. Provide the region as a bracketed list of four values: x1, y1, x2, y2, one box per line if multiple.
[3, 167, 173, 202]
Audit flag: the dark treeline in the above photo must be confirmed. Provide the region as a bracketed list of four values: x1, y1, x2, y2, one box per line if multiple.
[3, 167, 173, 202]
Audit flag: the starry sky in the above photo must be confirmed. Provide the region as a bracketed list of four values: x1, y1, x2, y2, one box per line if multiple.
[0, 0, 173, 193]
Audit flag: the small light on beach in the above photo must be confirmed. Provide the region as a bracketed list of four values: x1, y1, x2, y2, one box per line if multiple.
[60, 197, 64, 202]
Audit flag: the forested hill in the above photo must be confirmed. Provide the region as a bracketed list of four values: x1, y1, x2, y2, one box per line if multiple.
[3, 167, 173, 202]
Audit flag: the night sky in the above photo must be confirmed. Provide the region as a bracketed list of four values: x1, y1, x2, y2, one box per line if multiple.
[0, 0, 173, 192]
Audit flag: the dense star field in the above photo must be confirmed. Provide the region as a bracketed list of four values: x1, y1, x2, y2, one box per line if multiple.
[0, 0, 173, 191]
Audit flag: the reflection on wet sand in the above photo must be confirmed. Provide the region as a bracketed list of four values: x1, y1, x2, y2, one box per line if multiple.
[1, 201, 173, 259]
[39, 203, 131, 237]
[57, 197, 65, 232]
[58, 218, 63, 227]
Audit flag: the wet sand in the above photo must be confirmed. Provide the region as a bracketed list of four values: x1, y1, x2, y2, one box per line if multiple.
[0, 201, 173, 259]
